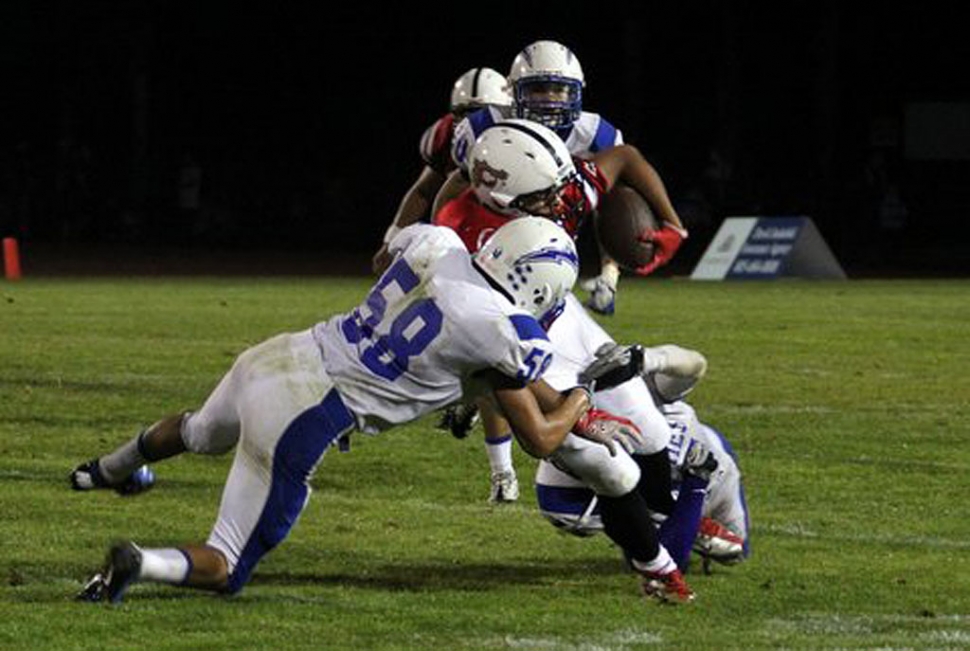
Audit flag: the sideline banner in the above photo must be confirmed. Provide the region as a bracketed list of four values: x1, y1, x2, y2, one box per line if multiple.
[690, 216, 846, 280]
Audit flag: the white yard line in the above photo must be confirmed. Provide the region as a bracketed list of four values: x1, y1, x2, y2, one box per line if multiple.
[497, 629, 663, 650]
[760, 522, 970, 550]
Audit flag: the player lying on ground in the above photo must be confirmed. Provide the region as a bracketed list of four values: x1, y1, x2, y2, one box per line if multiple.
[537, 343, 750, 571]
[70, 218, 654, 604]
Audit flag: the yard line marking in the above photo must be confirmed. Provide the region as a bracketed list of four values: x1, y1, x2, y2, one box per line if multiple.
[498, 629, 664, 650]
[713, 404, 836, 415]
[768, 612, 970, 629]
[759, 523, 970, 550]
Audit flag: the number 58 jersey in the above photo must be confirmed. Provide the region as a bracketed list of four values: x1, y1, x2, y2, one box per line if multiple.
[312, 224, 553, 433]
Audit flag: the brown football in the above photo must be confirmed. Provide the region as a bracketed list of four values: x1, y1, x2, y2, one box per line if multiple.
[594, 183, 658, 271]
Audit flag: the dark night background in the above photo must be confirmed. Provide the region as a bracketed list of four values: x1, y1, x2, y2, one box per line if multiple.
[2, 2, 969, 276]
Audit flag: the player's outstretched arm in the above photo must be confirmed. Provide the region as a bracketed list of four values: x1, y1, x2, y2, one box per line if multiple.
[372, 166, 447, 275]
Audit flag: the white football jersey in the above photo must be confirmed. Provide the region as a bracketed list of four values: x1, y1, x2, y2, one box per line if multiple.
[313, 224, 553, 433]
[663, 401, 748, 538]
[451, 107, 624, 170]
[535, 401, 748, 540]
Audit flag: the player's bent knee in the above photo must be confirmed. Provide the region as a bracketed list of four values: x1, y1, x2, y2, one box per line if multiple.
[207, 541, 250, 595]
[594, 468, 640, 497]
[579, 455, 640, 497]
[181, 411, 239, 455]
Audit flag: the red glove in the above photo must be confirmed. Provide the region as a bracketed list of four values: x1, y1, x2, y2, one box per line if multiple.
[634, 225, 687, 276]
[573, 408, 643, 456]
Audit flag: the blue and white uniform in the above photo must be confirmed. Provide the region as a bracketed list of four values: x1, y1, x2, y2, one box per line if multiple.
[451, 106, 623, 170]
[181, 224, 554, 592]
[536, 400, 749, 548]
[663, 401, 749, 546]
[533, 293, 672, 499]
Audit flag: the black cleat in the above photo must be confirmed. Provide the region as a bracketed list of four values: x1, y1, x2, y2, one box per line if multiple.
[76, 572, 107, 602]
[103, 542, 143, 604]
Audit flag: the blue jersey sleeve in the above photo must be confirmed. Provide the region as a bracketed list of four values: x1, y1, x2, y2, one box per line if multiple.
[590, 117, 622, 153]
[508, 314, 553, 384]
[452, 107, 500, 170]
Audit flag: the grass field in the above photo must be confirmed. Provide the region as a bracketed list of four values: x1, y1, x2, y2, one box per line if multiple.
[1, 275, 969, 651]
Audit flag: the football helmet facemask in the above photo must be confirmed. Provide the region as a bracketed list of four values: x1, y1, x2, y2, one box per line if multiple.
[508, 40, 585, 130]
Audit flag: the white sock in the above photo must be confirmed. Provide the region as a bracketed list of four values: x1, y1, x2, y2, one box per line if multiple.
[600, 261, 621, 289]
[138, 547, 191, 585]
[484, 435, 514, 474]
[99, 433, 147, 484]
[630, 547, 678, 576]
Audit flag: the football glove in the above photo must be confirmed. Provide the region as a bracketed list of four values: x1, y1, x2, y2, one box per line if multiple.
[578, 342, 670, 392]
[634, 225, 687, 276]
[436, 403, 480, 439]
[681, 438, 719, 482]
[579, 342, 644, 391]
[573, 408, 643, 456]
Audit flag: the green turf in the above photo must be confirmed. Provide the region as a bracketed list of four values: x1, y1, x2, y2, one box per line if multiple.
[1, 276, 968, 651]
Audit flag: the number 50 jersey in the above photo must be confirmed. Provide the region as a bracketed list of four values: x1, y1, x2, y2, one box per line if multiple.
[312, 224, 553, 433]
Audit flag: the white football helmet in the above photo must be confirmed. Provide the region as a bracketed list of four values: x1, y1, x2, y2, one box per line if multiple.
[468, 119, 577, 218]
[508, 40, 585, 130]
[450, 67, 513, 115]
[474, 216, 579, 328]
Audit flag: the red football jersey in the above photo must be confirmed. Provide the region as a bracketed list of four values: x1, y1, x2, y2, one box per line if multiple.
[418, 113, 457, 175]
[434, 190, 511, 253]
[433, 158, 609, 254]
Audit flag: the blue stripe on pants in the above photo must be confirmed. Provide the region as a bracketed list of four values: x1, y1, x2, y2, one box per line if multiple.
[535, 484, 598, 517]
[226, 389, 355, 593]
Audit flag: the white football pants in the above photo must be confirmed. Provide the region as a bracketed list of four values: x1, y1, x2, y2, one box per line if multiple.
[180, 329, 356, 592]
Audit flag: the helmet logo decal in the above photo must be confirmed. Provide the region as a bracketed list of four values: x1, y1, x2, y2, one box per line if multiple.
[472, 159, 508, 191]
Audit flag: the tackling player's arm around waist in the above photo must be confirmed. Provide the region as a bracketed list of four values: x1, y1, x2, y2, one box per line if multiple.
[483, 371, 590, 459]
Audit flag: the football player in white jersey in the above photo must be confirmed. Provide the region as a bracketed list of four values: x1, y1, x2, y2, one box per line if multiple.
[537, 353, 750, 571]
[71, 217, 653, 604]
[447, 39, 688, 317]
[371, 66, 512, 275]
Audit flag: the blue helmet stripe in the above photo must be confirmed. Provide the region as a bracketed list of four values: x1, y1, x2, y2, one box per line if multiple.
[515, 245, 579, 270]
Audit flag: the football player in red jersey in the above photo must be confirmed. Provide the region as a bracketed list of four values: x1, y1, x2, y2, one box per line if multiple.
[371, 67, 512, 274]
[438, 117, 689, 506]
[434, 119, 701, 604]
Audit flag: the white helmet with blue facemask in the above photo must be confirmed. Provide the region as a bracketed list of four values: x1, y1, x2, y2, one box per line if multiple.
[508, 40, 585, 130]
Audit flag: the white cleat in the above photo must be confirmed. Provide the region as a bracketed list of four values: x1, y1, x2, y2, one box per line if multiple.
[489, 470, 520, 503]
